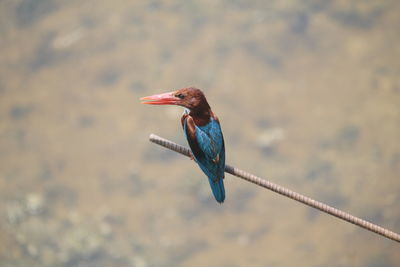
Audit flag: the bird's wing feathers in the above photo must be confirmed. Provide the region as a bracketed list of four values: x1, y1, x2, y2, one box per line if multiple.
[182, 114, 226, 202]
[196, 121, 224, 163]
[183, 115, 225, 178]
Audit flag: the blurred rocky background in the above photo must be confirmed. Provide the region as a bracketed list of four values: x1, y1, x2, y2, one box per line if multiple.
[0, 0, 399, 266]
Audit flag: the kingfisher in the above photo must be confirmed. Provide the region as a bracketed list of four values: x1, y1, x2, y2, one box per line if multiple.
[141, 87, 226, 203]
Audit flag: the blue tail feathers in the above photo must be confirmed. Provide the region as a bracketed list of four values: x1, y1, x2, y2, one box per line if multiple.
[208, 178, 225, 203]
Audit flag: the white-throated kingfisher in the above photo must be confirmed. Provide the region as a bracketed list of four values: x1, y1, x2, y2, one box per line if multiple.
[141, 87, 226, 203]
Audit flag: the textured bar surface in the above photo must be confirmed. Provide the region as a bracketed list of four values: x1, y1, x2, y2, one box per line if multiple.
[149, 133, 400, 243]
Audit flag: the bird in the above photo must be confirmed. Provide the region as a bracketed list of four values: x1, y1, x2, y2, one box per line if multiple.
[141, 87, 226, 203]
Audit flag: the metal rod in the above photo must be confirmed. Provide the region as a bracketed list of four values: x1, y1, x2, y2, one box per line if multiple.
[149, 133, 400, 243]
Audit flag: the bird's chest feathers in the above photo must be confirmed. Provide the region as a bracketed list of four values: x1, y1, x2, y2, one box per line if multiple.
[193, 116, 211, 126]
[183, 108, 211, 127]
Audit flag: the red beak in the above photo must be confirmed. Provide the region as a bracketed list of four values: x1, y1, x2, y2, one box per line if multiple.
[140, 91, 178, 105]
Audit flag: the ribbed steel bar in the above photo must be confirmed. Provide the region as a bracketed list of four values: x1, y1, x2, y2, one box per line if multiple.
[149, 133, 400, 243]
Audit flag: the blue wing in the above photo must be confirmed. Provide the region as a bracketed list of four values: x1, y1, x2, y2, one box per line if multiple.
[183, 117, 226, 203]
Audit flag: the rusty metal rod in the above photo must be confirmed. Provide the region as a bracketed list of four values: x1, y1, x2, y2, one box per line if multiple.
[149, 133, 400, 243]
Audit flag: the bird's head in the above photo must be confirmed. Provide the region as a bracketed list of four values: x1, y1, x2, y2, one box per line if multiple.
[141, 87, 210, 112]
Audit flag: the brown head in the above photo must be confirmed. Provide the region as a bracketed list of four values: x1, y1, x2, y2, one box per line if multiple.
[140, 87, 211, 113]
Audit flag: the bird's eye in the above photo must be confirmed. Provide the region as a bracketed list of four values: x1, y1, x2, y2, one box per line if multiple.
[176, 93, 185, 99]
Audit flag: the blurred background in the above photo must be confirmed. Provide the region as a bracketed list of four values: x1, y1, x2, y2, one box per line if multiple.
[0, 0, 399, 266]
